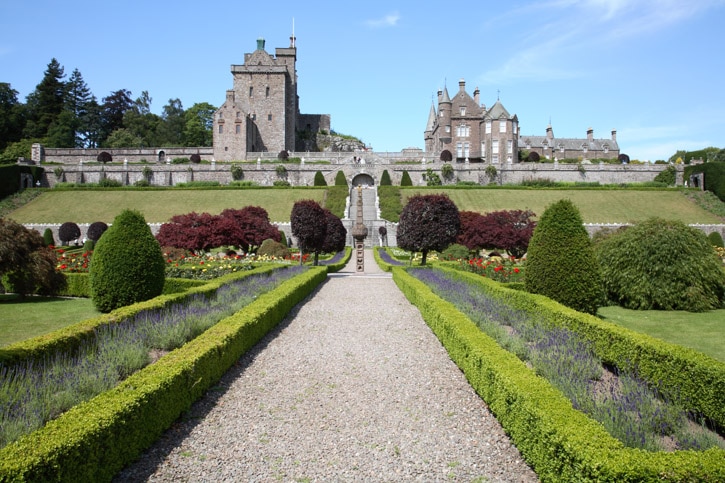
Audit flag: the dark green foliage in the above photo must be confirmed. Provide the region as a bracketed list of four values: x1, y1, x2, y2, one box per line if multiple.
[595, 218, 725, 312]
[441, 243, 470, 260]
[230, 163, 243, 180]
[0, 164, 45, 198]
[378, 186, 403, 222]
[400, 170, 413, 186]
[42, 228, 55, 247]
[334, 170, 348, 187]
[313, 171, 327, 186]
[83, 239, 95, 251]
[524, 199, 604, 315]
[423, 168, 442, 186]
[708, 230, 724, 248]
[653, 165, 677, 186]
[397, 193, 460, 265]
[379, 170, 392, 186]
[89, 209, 165, 313]
[98, 177, 122, 187]
[273, 180, 290, 187]
[685, 161, 725, 202]
[0, 218, 65, 296]
[279, 230, 288, 247]
[257, 239, 290, 259]
[58, 221, 80, 245]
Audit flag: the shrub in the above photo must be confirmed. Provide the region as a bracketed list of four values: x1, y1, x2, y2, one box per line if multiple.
[278, 150, 289, 160]
[273, 180, 290, 187]
[334, 170, 348, 187]
[58, 221, 81, 245]
[313, 171, 327, 186]
[89, 210, 166, 313]
[257, 239, 290, 259]
[96, 152, 112, 163]
[230, 164, 244, 180]
[423, 168, 442, 186]
[380, 170, 392, 186]
[709, 230, 724, 248]
[321, 209, 346, 254]
[291, 199, 327, 265]
[87, 221, 108, 242]
[441, 243, 470, 260]
[441, 163, 454, 180]
[83, 239, 95, 251]
[685, 161, 725, 202]
[172, 157, 190, 164]
[189, 154, 201, 163]
[275, 164, 287, 177]
[279, 230, 288, 247]
[98, 178, 122, 188]
[400, 170, 413, 186]
[653, 165, 677, 186]
[42, 228, 55, 247]
[524, 199, 604, 315]
[134, 179, 150, 187]
[595, 218, 725, 311]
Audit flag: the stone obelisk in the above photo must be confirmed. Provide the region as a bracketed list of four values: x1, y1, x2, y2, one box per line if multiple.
[351, 186, 368, 272]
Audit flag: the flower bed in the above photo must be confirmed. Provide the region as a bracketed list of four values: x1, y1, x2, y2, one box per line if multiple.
[0, 266, 327, 481]
[454, 256, 524, 282]
[393, 266, 725, 480]
[373, 246, 405, 271]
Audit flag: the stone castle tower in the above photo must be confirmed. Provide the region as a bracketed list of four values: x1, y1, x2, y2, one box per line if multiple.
[213, 35, 328, 161]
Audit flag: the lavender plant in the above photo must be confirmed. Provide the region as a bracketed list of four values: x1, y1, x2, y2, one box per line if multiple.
[0, 266, 306, 449]
[409, 267, 724, 452]
[377, 248, 405, 266]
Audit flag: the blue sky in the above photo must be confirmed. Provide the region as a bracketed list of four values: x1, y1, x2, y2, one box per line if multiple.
[2, 0, 724, 161]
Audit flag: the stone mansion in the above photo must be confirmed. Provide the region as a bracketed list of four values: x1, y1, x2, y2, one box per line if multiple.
[424, 79, 620, 162]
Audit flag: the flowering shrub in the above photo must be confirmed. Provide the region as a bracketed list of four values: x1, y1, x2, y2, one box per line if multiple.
[458, 256, 524, 283]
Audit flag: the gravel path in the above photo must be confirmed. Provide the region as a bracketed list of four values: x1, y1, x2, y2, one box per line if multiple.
[115, 251, 539, 482]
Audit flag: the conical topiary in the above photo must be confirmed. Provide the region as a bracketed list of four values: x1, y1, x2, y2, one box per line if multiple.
[89, 209, 166, 313]
[42, 228, 55, 247]
[314, 171, 327, 186]
[524, 199, 603, 315]
[400, 170, 413, 186]
[334, 170, 348, 187]
[380, 170, 392, 186]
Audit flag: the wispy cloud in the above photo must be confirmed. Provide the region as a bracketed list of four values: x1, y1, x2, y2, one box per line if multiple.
[479, 0, 724, 84]
[365, 11, 400, 28]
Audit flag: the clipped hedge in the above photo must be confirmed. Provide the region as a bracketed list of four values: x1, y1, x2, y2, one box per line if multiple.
[0, 265, 282, 367]
[59, 273, 205, 298]
[0, 266, 327, 481]
[322, 246, 352, 273]
[393, 267, 725, 481]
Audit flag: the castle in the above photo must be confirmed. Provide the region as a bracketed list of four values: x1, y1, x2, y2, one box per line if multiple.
[424, 79, 620, 162]
[212, 36, 330, 161]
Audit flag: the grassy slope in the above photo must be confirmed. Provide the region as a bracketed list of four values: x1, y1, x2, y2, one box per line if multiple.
[597, 305, 725, 362]
[6, 189, 327, 224]
[0, 295, 100, 347]
[403, 188, 723, 224]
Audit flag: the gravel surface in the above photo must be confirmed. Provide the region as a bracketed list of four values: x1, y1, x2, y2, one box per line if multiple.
[115, 251, 539, 482]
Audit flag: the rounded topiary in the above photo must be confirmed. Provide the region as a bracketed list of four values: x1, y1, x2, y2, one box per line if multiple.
[42, 228, 55, 247]
[400, 170, 413, 186]
[190, 153, 202, 163]
[87, 221, 108, 242]
[441, 243, 470, 260]
[257, 238, 290, 259]
[334, 171, 348, 187]
[83, 239, 95, 251]
[708, 230, 724, 248]
[313, 171, 327, 186]
[58, 222, 81, 245]
[524, 199, 604, 315]
[380, 170, 392, 186]
[97, 151, 112, 163]
[278, 150, 289, 160]
[89, 210, 166, 313]
[595, 218, 725, 312]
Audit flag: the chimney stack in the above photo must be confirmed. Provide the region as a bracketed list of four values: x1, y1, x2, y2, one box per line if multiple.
[473, 86, 480, 105]
[587, 127, 594, 142]
[459, 78, 466, 92]
[611, 129, 617, 142]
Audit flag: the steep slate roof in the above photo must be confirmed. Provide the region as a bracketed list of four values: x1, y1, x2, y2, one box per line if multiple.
[425, 102, 437, 132]
[520, 135, 619, 152]
[485, 100, 513, 120]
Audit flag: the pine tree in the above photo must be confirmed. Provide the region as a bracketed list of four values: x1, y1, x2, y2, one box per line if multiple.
[65, 68, 95, 147]
[24, 58, 66, 139]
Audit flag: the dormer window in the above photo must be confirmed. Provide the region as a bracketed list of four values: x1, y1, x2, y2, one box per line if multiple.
[460, 107, 466, 116]
[603, 144, 609, 154]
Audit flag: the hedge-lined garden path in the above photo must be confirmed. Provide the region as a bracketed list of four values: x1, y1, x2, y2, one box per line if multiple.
[115, 250, 538, 482]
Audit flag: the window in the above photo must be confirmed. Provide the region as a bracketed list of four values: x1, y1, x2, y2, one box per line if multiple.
[445, 125, 450, 133]
[500, 120, 506, 133]
[456, 124, 469, 137]
[268, 114, 272, 121]
[249, 86, 253, 97]
[456, 142, 463, 158]
[507, 140, 513, 154]
[512, 123, 517, 134]
[236, 112, 241, 118]
[582, 144, 588, 153]
[265, 86, 270, 97]
[559, 144, 564, 153]
[440, 109, 445, 118]
[235, 124, 241, 134]
[251, 113, 256, 121]
[481, 141, 486, 156]
[460, 106, 466, 116]
[492, 154, 499, 164]
[486, 121, 491, 134]
[218, 125, 223, 134]
[492, 139, 499, 154]
[603, 144, 609, 154]
[464, 142, 470, 158]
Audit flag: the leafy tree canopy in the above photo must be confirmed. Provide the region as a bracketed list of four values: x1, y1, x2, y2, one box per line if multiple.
[397, 193, 460, 265]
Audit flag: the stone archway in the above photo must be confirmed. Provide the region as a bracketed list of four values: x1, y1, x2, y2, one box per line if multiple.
[351, 173, 374, 187]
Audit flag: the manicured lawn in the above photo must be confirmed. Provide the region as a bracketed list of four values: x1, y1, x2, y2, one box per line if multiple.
[0, 295, 100, 347]
[597, 305, 725, 362]
[6, 188, 326, 224]
[404, 189, 723, 224]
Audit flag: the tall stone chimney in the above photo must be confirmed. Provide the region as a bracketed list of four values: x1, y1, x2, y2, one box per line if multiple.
[458, 78, 466, 93]
[546, 124, 554, 140]
[473, 87, 480, 105]
[611, 129, 617, 142]
[256, 37, 265, 51]
[587, 128, 594, 142]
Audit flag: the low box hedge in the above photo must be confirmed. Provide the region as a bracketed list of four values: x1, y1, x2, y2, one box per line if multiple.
[393, 267, 725, 481]
[322, 246, 352, 273]
[60, 273, 206, 298]
[0, 265, 327, 481]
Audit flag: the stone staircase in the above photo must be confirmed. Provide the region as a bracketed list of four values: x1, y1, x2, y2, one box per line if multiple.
[343, 187, 396, 247]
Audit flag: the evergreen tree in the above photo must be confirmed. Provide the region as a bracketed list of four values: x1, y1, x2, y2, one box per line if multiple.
[313, 171, 327, 186]
[23, 58, 66, 139]
[64, 68, 96, 147]
[524, 199, 604, 315]
[334, 170, 348, 187]
[100, 89, 133, 144]
[380, 170, 392, 186]
[124, 91, 161, 148]
[400, 170, 413, 186]
[183, 102, 216, 147]
[0, 83, 25, 152]
[156, 98, 185, 146]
